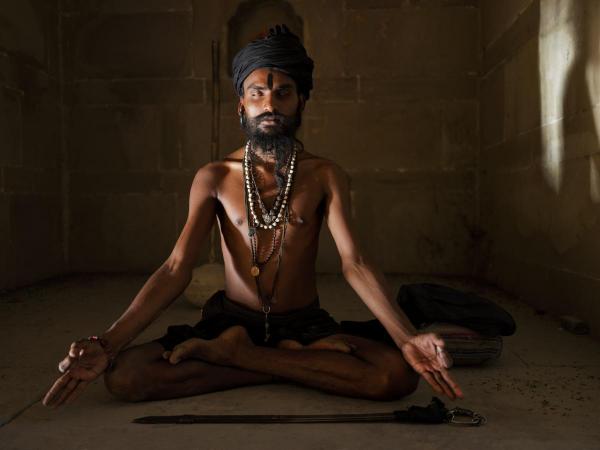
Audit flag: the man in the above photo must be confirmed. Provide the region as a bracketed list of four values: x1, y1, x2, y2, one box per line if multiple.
[43, 25, 462, 408]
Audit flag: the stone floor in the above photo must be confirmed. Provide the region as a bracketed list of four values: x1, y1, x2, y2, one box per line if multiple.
[1, 273, 600, 450]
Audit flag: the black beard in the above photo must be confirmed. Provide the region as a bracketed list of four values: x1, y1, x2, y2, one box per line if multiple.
[241, 106, 302, 190]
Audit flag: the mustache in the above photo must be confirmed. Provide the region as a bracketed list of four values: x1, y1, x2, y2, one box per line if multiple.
[255, 112, 285, 122]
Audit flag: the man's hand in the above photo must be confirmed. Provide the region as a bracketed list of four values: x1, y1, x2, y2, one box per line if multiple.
[401, 333, 464, 400]
[43, 340, 110, 408]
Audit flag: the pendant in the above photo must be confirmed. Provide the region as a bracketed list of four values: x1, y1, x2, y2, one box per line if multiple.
[263, 309, 270, 342]
[264, 319, 270, 342]
[250, 265, 260, 277]
[263, 214, 272, 224]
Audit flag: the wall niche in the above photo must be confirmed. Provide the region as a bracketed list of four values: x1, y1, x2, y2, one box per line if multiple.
[227, 0, 303, 76]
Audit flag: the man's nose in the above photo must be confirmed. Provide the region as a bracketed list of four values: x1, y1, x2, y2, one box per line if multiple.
[262, 92, 275, 113]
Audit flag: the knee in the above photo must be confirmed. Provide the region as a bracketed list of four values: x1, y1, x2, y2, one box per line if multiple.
[103, 360, 148, 402]
[366, 365, 419, 401]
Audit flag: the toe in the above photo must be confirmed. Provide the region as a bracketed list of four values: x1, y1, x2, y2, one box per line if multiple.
[277, 339, 305, 350]
[308, 338, 355, 353]
[169, 341, 195, 364]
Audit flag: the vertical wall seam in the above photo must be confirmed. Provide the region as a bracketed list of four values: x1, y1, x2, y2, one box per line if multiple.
[57, 0, 70, 271]
[475, 0, 483, 277]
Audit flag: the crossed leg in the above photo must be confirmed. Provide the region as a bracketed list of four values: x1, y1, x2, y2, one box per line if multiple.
[104, 326, 418, 402]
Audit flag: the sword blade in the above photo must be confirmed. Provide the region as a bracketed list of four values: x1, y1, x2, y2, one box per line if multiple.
[133, 412, 397, 424]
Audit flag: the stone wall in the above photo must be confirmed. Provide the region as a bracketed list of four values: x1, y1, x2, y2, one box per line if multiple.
[480, 0, 600, 334]
[1, 0, 479, 289]
[63, 0, 207, 273]
[64, 0, 480, 275]
[0, 1, 63, 289]
[4, 0, 600, 335]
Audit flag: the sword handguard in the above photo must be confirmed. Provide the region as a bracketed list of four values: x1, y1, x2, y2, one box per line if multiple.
[393, 397, 448, 424]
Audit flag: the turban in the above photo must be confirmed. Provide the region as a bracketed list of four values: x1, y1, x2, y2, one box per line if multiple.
[232, 24, 314, 100]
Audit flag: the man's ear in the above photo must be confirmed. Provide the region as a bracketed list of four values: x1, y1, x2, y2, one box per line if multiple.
[238, 100, 244, 116]
[298, 94, 306, 112]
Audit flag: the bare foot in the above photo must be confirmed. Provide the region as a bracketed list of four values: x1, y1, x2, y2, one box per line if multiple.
[277, 339, 305, 350]
[164, 326, 253, 365]
[277, 337, 356, 354]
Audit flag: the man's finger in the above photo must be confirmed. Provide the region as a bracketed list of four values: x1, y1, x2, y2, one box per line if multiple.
[64, 380, 89, 405]
[43, 373, 72, 406]
[169, 344, 189, 364]
[58, 355, 75, 373]
[439, 368, 464, 399]
[436, 346, 453, 369]
[51, 378, 79, 408]
[69, 344, 84, 358]
[432, 371, 455, 400]
[432, 335, 446, 348]
[421, 371, 444, 396]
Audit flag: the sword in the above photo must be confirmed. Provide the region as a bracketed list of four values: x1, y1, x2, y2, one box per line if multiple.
[132, 397, 485, 426]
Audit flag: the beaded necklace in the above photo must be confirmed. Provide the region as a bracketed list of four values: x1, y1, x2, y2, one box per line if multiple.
[242, 141, 298, 341]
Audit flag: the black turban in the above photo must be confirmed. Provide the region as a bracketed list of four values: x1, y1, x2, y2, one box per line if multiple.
[232, 24, 314, 100]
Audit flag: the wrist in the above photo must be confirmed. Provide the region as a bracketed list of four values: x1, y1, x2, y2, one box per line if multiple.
[385, 325, 417, 348]
[396, 337, 413, 350]
[87, 335, 118, 367]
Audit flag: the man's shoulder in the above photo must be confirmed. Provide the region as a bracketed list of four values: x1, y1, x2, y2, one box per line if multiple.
[300, 155, 350, 197]
[309, 156, 348, 182]
[192, 147, 245, 181]
[221, 147, 245, 162]
[299, 152, 345, 173]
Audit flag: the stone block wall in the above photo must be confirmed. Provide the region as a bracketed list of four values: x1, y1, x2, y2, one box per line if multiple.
[63, 1, 210, 273]
[0, 1, 64, 289]
[480, 0, 600, 334]
[296, 0, 480, 274]
[4, 0, 600, 336]
[63, 0, 480, 275]
[2, 0, 480, 288]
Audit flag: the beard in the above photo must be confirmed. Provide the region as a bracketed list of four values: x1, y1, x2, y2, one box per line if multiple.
[241, 104, 303, 190]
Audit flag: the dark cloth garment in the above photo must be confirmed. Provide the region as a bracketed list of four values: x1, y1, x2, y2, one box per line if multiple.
[231, 24, 314, 100]
[340, 283, 517, 343]
[396, 283, 516, 336]
[154, 290, 341, 351]
[338, 283, 513, 366]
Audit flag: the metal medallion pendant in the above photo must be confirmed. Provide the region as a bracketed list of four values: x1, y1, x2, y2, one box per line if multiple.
[263, 214, 272, 224]
[250, 265, 260, 277]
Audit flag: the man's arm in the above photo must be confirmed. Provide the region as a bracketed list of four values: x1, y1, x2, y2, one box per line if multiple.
[321, 162, 462, 399]
[43, 164, 219, 407]
[321, 162, 417, 347]
[99, 165, 219, 353]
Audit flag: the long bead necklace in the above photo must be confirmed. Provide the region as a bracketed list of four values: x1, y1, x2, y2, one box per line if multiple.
[245, 142, 296, 230]
[243, 141, 297, 341]
[248, 149, 293, 227]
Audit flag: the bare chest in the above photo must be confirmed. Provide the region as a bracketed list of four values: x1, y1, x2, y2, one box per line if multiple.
[217, 164, 325, 237]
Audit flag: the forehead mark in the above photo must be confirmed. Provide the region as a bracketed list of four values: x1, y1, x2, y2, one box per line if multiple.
[267, 72, 273, 89]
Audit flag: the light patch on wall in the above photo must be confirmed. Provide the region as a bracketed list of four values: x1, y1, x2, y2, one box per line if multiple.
[588, 72, 600, 204]
[591, 154, 600, 203]
[538, 0, 576, 193]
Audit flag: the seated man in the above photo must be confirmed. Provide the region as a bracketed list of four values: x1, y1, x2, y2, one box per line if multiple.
[43, 25, 462, 408]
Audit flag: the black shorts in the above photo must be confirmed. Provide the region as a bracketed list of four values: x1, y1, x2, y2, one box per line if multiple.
[154, 290, 342, 350]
